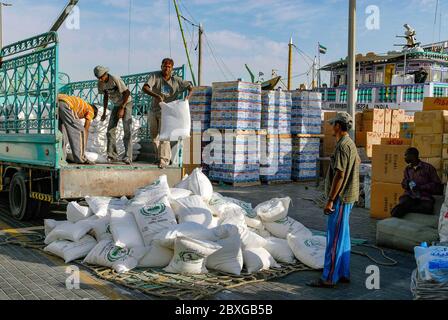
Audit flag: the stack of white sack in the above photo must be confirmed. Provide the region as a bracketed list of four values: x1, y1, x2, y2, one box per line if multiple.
[42, 171, 326, 275]
[66, 108, 142, 163]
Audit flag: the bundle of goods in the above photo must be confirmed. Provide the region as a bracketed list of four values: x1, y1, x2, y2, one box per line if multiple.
[292, 136, 320, 181]
[208, 131, 260, 184]
[210, 81, 262, 130]
[259, 134, 292, 182]
[261, 90, 291, 134]
[290, 91, 322, 135]
[411, 244, 448, 300]
[43, 169, 326, 276]
[67, 108, 142, 163]
[190, 86, 212, 133]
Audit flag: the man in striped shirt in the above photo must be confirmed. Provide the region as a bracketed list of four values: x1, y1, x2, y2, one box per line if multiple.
[58, 94, 98, 164]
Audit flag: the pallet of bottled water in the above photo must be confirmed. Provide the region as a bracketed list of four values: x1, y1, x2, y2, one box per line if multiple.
[261, 90, 292, 134]
[190, 86, 212, 133]
[259, 135, 292, 182]
[210, 81, 262, 130]
[292, 137, 320, 181]
[290, 91, 322, 135]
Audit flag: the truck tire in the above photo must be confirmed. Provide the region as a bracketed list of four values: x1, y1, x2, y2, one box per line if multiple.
[8, 172, 34, 221]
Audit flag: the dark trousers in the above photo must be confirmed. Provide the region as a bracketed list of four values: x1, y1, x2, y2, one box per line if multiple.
[391, 195, 434, 218]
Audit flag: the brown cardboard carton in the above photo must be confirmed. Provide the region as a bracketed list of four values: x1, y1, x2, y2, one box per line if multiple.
[423, 97, 448, 111]
[399, 122, 414, 140]
[363, 109, 385, 121]
[391, 109, 405, 134]
[403, 115, 415, 122]
[442, 145, 448, 160]
[421, 157, 442, 171]
[381, 138, 412, 145]
[412, 134, 443, 158]
[372, 144, 409, 183]
[384, 109, 392, 133]
[414, 110, 448, 134]
[365, 132, 390, 158]
[362, 120, 385, 133]
[442, 160, 448, 183]
[371, 182, 403, 219]
[323, 135, 336, 156]
[323, 112, 337, 135]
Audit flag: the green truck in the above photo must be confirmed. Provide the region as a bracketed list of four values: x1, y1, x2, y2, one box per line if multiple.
[0, 32, 185, 221]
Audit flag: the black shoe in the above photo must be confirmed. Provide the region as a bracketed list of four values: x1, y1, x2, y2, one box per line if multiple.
[306, 279, 337, 289]
[338, 277, 351, 284]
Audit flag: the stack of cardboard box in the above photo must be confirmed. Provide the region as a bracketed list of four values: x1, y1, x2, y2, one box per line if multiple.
[322, 111, 337, 157]
[411, 110, 448, 182]
[370, 138, 411, 219]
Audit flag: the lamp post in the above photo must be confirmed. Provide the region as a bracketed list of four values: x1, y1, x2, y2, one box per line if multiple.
[347, 0, 357, 139]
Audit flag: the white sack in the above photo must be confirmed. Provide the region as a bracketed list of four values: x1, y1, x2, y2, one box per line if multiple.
[110, 209, 145, 249]
[66, 202, 92, 223]
[83, 240, 145, 273]
[164, 237, 221, 274]
[207, 224, 243, 275]
[255, 197, 291, 223]
[287, 234, 326, 270]
[264, 217, 312, 239]
[241, 229, 268, 249]
[243, 248, 279, 273]
[175, 174, 189, 190]
[45, 220, 93, 244]
[44, 235, 97, 263]
[138, 244, 174, 268]
[264, 237, 296, 264]
[169, 188, 193, 200]
[172, 195, 214, 227]
[179, 168, 213, 202]
[131, 175, 171, 205]
[44, 219, 67, 236]
[129, 196, 177, 246]
[85, 196, 129, 218]
[153, 222, 219, 249]
[159, 100, 191, 141]
[89, 216, 113, 241]
[439, 203, 448, 243]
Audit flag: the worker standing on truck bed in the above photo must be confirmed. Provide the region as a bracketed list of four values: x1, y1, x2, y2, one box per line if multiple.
[94, 66, 133, 165]
[308, 112, 360, 289]
[58, 94, 98, 165]
[142, 58, 193, 169]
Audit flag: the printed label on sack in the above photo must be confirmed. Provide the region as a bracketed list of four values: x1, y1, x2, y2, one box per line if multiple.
[139, 203, 166, 217]
[304, 238, 322, 248]
[179, 251, 203, 263]
[107, 246, 130, 262]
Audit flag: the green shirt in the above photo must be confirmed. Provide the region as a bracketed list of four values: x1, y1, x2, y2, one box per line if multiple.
[145, 71, 193, 114]
[325, 135, 360, 204]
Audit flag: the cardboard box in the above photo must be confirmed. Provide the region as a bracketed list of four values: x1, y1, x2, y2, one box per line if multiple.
[442, 160, 448, 183]
[412, 134, 443, 158]
[323, 135, 336, 156]
[391, 109, 405, 134]
[371, 182, 403, 219]
[403, 115, 415, 122]
[363, 109, 385, 121]
[399, 122, 414, 140]
[423, 97, 448, 111]
[442, 145, 448, 160]
[362, 119, 385, 133]
[381, 138, 412, 146]
[372, 144, 409, 183]
[442, 134, 448, 145]
[421, 157, 442, 171]
[414, 110, 448, 134]
[366, 133, 390, 158]
[323, 112, 337, 135]
[384, 109, 392, 133]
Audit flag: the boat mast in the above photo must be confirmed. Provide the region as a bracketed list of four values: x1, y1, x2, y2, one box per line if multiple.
[173, 0, 197, 86]
[288, 37, 293, 90]
[198, 23, 203, 86]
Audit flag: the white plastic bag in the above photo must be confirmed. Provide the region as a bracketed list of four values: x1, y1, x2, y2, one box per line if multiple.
[129, 197, 177, 247]
[159, 99, 191, 141]
[164, 237, 221, 274]
[439, 203, 448, 243]
[83, 240, 146, 273]
[44, 235, 97, 263]
[287, 234, 326, 270]
[85, 196, 129, 218]
[131, 175, 171, 205]
[242, 248, 279, 273]
[66, 202, 92, 223]
[138, 244, 174, 268]
[264, 217, 312, 239]
[153, 222, 219, 249]
[169, 188, 193, 200]
[171, 195, 214, 228]
[207, 224, 243, 275]
[255, 197, 291, 223]
[110, 209, 145, 249]
[45, 220, 93, 244]
[264, 237, 296, 264]
[415, 245, 448, 282]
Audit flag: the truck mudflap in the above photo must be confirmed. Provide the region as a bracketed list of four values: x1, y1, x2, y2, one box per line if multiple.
[59, 164, 182, 199]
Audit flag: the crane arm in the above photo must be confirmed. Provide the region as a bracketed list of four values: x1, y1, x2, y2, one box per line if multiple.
[245, 64, 255, 83]
[49, 0, 79, 33]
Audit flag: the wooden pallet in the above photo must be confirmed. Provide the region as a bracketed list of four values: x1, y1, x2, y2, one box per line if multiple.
[212, 180, 261, 187]
[261, 180, 293, 185]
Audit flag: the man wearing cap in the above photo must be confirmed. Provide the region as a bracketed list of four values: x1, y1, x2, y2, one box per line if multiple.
[94, 66, 133, 165]
[142, 58, 193, 169]
[308, 112, 360, 289]
[58, 94, 98, 165]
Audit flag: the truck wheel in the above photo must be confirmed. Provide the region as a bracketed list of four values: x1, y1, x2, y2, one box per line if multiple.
[8, 172, 34, 221]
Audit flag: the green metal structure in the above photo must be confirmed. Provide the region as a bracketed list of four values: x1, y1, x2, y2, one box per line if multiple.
[0, 32, 185, 221]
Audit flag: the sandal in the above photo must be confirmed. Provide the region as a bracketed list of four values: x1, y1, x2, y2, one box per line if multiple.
[306, 279, 337, 289]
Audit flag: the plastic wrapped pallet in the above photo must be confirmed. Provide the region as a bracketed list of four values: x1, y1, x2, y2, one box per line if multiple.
[261, 90, 291, 134]
[290, 91, 322, 135]
[190, 86, 212, 133]
[211, 81, 262, 130]
[259, 134, 292, 182]
[292, 137, 320, 181]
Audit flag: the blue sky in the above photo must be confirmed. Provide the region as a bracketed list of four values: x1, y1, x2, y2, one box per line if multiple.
[2, 0, 447, 87]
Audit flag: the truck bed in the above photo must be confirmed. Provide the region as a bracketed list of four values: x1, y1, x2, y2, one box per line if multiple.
[59, 161, 182, 199]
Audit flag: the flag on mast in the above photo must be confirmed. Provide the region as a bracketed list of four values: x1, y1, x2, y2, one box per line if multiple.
[319, 43, 327, 54]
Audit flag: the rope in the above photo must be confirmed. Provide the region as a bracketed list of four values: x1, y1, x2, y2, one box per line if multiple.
[352, 244, 398, 267]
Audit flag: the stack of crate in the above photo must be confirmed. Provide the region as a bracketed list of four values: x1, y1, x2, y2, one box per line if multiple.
[412, 110, 448, 182]
[399, 116, 415, 140]
[291, 91, 322, 181]
[208, 81, 262, 185]
[259, 90, 292, 183]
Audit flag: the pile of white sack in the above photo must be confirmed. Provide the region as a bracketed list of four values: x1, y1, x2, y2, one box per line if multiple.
[43, 168, 326, 275]
[67, 108, 142, 163]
